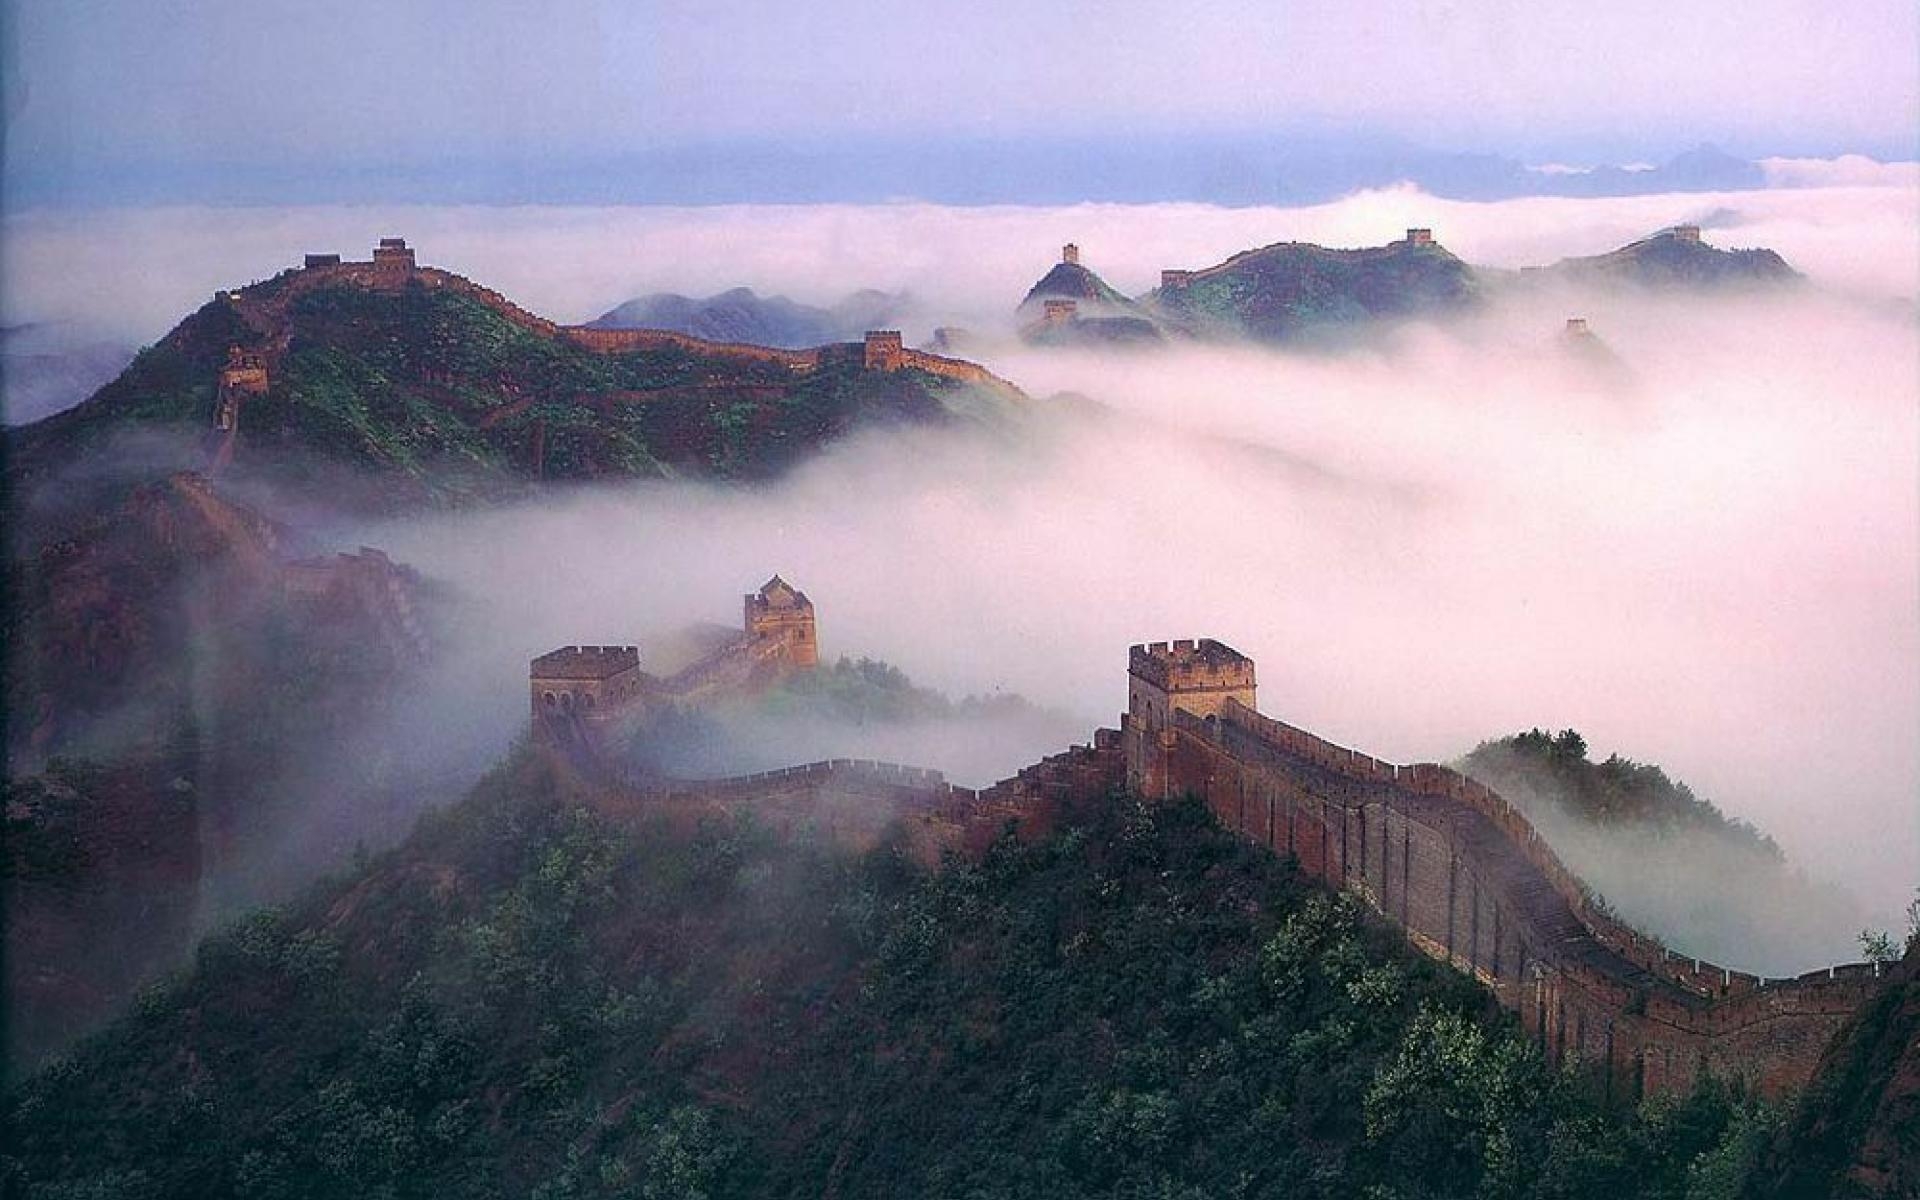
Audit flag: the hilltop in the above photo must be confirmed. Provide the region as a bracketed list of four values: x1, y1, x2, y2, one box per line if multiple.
[1528, 225, 1803, 290]
[1146, 229, 1478, 342]
[1016, 244, 1140, 316]
[1459, 730, 1865, 975]
[5, 241, 1022, 513]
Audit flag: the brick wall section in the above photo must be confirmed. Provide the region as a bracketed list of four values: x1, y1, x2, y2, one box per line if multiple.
[280, 546, 431, 667]
[585, 732, 1125, 864]
[1125, 696, 1883, 1098]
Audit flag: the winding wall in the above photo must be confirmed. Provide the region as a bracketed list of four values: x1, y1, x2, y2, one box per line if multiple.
[218, 257, 1021, 394]
[1125, 699, 1881, 1098]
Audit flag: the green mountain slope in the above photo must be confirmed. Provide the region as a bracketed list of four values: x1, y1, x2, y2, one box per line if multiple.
[1017, 260, 1139, 314]
[8, 276, 1013, 512]
[4, 753, 1780, 1199]
[1533, 229, 1802, 290]
[1148, 237, 1478, 341]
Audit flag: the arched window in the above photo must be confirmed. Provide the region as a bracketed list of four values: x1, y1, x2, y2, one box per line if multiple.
[542, 691, 557, 709]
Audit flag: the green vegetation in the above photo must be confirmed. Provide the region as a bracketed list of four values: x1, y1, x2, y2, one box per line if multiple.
[10, 279, 1004, 511]
[1157, 241, 1477, 342]
[6, 748, 1782, 1199]
[760, 655, 1041, 724]
[1461, 728, 1780, 859]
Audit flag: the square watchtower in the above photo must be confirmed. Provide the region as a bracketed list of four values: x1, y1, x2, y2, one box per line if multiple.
[1128, 639, 1256, 733]
[745, 575, 818, 667]
[863, 330, 904, 371]
[529, 644, 642, 722]
[371, 237, 417, 284]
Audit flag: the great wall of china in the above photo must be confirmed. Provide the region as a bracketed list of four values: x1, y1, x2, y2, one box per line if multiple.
[204, 239, 1016, 456]
[1118, 639, 1884, 1100]
[533, 606, 1884, 1102]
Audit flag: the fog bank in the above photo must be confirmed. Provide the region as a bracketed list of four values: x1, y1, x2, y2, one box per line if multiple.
[9, 182, 1914, 966]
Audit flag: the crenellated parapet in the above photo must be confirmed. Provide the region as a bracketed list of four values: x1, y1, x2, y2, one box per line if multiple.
[1124, 639, 1885, 1098]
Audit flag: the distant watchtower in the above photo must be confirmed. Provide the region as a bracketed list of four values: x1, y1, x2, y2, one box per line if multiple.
[1062, 243, 1081, 266]
[1671, 224, 1702, 243]
[1405, 228, 1435, 247]
[1128, 639, 1256, 732]
[745, 576, 819, 668]
[1042, 298, 1078, 325]
[303, 253, 342, 269]
[863, 330, 905, 371]
[214, 346, 269, 431]
[371, 237, 416, 286]
[1160, 269, 1194, 291]
[1564, 317, 1592, 336]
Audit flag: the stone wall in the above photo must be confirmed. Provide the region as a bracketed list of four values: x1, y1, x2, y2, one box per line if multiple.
[1129, 697, 1883, 1098]
[592, 732, 1124, 865]
[280, 546, 431, 670]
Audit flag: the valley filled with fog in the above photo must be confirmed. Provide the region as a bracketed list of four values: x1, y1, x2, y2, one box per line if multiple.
[8, 177, 1916, 965]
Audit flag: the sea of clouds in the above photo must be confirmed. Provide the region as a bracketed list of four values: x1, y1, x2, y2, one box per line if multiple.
[5, 163, 1915, 965]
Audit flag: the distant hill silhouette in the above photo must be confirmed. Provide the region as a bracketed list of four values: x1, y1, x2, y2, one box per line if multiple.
[1529, 226, 1803, 289]
[587, 287, 908, 349]
[1012, 224, 1800, 350]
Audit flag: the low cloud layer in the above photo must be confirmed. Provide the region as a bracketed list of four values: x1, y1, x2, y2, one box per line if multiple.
[5, 164, 1915, 349]
[9, 179, 1916, 967]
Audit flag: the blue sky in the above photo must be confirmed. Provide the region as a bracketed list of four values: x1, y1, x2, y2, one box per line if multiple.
[4, 0, 1916, 205]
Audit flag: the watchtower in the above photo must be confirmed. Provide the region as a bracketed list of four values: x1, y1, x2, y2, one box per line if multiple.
[371, 237, 416, 285]
[1405, 228, 1435, 247]
[1042, 298, 1078, 325]
[1062, 242, 1081, 265]
[1128, 639, 1256, 733]
[303, 253, 342, 269]
[529, 645, 643, 724]
[1160, 269, 1194, 291]
[1671, 224, 1702, 243]
[863, 330, 904, 371]
[1565, 317, 1591, 336]
[214, 346, 269, 431]
[745, 576, 818, 667]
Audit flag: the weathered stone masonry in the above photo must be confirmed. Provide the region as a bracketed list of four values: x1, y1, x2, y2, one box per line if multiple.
[1121, 638, 1882, 1099]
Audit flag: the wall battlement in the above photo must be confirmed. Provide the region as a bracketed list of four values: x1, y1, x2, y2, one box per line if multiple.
[531, 645, 641, 680]
[1126, 640, 1883, 1098]
[531, 577, 821, 745]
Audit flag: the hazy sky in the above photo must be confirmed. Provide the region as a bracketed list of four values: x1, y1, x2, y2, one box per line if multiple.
[4, 0, 1915, 205]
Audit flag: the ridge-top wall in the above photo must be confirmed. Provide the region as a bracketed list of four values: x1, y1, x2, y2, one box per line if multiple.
[1125, 693, 1882, 1099]
[226, 254, 1020, 395]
